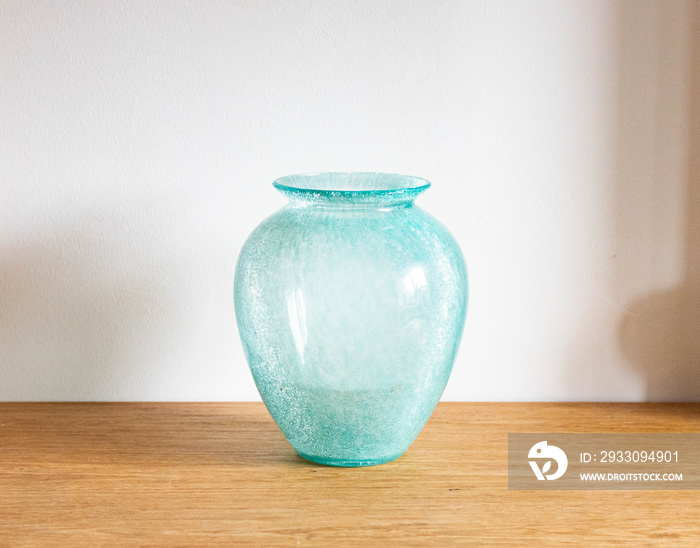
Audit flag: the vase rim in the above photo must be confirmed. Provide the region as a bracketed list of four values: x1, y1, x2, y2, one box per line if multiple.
[272, 172, 431, 196]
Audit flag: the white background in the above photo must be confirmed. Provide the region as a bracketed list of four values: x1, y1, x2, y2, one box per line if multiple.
[1, 0, 698, 401]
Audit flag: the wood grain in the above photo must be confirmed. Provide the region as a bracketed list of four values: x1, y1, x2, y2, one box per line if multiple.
[0, 402, 698, 546]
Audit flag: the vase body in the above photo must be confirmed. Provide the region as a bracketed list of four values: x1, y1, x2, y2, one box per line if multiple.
[234, 173, 468, 466]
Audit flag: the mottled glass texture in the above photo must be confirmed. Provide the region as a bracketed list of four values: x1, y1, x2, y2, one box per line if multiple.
[235, 173, 468, 466]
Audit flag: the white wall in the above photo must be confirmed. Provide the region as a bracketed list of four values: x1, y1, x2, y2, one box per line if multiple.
[1, 0, 698, 401]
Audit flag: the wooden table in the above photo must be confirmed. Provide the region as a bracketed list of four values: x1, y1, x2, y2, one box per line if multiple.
[0, 403, 698, 546]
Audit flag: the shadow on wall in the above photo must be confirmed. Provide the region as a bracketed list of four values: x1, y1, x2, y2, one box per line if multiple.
[617, 1, 700, 401]
[0, 206, 185, 400]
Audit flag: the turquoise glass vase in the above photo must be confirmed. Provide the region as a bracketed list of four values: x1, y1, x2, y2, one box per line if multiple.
[234, 173, 468, 466]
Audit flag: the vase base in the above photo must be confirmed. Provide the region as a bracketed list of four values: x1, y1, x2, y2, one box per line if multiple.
[297, 451, 404, 467]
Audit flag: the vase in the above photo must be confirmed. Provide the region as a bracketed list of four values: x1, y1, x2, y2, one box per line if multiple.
[234, 173, 468, 466]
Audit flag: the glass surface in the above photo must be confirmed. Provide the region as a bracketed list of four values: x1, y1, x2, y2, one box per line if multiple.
[235, 173, 468, 466]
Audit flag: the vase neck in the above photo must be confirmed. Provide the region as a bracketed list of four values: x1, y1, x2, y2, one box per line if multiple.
[273, 172, 430, 208]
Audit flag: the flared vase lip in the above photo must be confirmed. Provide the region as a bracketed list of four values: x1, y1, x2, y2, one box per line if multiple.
[272, 172, 431, 197]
